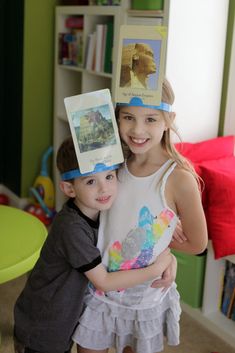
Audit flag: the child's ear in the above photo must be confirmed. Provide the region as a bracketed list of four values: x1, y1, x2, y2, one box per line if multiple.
[59, 181, 76, 198]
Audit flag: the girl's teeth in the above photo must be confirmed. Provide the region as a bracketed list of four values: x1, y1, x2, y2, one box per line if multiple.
[131, 138, 147, 144]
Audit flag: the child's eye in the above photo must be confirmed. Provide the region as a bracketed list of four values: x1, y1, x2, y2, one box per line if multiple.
[146, 117, 157, 123]
[106, 174, 115, 180]
[123, 115, 134, 121]
[86, 179, 95, 185]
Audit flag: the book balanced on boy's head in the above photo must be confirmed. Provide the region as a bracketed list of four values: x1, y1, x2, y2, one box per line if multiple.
[64, 88, 124, 176]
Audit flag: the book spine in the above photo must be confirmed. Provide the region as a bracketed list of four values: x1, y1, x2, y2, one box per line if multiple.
[221, 261, 235, 317]
[101, 24, 107, 72]
[86, 32, 96, 70]
[73, 29, 83, 67]
[95, 24, 104, 72]
[104, 21, 114, 74]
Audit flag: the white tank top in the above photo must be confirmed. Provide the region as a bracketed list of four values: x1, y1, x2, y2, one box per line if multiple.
[89, 159, 179, 309]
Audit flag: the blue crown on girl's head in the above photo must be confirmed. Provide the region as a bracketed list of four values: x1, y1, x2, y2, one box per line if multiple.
[116, 96, 171, 113]
[61, 163, 120, 181]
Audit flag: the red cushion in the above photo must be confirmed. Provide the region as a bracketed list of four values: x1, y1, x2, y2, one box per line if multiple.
[200, 157, 235, 175]
[175, 135, 235, 163]
[200, 158, 235, 259]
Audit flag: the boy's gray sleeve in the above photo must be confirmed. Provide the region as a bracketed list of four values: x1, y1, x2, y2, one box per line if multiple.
[58, 221, 102, 271]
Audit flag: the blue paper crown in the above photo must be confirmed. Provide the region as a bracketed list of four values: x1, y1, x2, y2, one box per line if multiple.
[61, 163, 120, 181]
[116, 97, 171, 112]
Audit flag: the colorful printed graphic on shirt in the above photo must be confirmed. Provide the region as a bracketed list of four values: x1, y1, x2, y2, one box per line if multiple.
[108, 206, 174, 272]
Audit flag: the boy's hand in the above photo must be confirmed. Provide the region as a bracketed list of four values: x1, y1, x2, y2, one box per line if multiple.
[151, 254, 177, 289]
[172, 220, 187, 243]
[151, 248, 173, 276]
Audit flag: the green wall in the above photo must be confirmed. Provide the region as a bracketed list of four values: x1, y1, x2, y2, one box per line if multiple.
[21, 0, 59, 197]
[218, 0, 235, 136]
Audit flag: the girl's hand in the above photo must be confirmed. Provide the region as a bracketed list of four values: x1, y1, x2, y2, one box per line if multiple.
[151, 254, 177, 289]
[172, 220, 187, 243]
[151, 248, 173, 276]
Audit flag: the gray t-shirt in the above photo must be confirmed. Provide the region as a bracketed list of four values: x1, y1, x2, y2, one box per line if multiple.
[14, 199, 101, 353]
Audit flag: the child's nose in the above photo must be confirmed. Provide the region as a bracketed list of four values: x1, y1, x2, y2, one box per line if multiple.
[98, 180, 107, 193]
[132, 121, 143, 135]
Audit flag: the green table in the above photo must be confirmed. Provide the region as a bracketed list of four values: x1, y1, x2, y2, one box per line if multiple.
[0, 205, 47, 284]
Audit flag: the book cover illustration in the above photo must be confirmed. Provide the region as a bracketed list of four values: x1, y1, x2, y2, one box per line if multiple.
[114, 25, 167, 106]
[221, 261, 235, 317]
[64, 89, 124, 174]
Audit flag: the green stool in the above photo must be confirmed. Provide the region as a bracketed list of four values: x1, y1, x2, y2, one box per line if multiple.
[0, 205, 47, 284]
[0, 205, 47, 345]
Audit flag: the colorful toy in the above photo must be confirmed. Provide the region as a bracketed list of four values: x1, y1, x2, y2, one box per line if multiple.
[0, 193, 9, 205]
[26, 146, 56, 225]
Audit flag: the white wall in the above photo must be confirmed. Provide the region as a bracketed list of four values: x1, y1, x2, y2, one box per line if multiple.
[166, 0, 229, 142]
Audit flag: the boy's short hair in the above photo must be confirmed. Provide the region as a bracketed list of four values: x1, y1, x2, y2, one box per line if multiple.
[56, 136, 79, 175]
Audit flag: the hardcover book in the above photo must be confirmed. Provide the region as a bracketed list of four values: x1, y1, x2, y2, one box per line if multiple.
[104, 21, 114, 73]
[221, 261, 235, 317]
[64, 89, 124, 174]
[114, 25, 167, 106]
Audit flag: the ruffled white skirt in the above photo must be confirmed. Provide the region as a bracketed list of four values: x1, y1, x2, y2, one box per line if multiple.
[72, 285, 181, 353]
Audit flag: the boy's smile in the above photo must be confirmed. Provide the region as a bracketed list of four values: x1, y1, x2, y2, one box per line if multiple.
[96, 195, 112, 204]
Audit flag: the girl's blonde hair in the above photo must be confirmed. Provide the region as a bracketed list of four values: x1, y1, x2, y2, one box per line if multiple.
[115, 78, 201, 188]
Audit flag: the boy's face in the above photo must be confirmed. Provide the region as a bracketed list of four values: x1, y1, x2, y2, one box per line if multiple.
[63, 170, 118, 220]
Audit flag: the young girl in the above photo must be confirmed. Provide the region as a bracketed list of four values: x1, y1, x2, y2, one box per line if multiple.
[72, 78, 208, 353]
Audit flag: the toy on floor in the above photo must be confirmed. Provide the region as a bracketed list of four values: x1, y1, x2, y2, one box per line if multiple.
[25, 146, 56, 226]
[0, 193, 9, 205]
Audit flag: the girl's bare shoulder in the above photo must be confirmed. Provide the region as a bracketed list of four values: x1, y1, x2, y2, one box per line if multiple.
[168, 165, 199, 193]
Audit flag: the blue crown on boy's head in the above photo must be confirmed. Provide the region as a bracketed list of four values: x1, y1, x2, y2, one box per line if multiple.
[61, 163, 120, 181]
[116, 97, 171, 112]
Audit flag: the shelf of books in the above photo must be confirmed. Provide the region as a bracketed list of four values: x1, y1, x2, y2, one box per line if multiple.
[55, 6, 123, 84]
[181, 241, 235, 348]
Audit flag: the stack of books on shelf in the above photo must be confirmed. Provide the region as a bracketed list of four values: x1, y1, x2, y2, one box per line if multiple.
[220, 260, 235, 322]
[58, 16, 84, 67]
[85, 21, 113, 73]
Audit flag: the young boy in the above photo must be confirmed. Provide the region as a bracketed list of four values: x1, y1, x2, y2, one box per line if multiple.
[14, 136, 173, 353]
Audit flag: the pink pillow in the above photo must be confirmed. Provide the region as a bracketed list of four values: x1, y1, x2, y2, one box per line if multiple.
[200, 158, 235, 259]
[175, 135, 235, 163]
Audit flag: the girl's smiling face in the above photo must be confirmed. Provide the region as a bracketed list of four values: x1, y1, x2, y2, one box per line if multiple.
[118, 106, 167, 155]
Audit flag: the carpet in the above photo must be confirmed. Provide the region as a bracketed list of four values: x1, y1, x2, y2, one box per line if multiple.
[0, 275, 234, 353]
